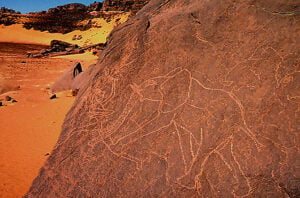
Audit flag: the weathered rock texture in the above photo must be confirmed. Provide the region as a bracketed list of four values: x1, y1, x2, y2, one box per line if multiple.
[102, 0, 150, 13]
[26, 0, 300, 197]
[0, 7, 19, 25]
[23, 5, 90, 34]
[50, 62, 83, 93]
[27, 40, 106, 58]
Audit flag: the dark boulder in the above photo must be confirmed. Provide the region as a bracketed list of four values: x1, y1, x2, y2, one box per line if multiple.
[5, 96, 12, 101]
[72, 35, 77, 40]
[50, 40, 78, 52]
[49, 94, 57, 100]
[76, 35, 83, 40]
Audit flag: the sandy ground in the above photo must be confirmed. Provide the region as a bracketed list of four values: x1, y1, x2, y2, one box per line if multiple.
[0, 42, 98, 197]
[0, 13, 129, 46]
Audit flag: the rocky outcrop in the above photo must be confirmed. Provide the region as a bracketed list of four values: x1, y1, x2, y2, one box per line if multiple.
[50, 40, 79, 52]
[0, 7, 19, 14]
[87, 2, 103, 11]
[25, 0, 300, 197]
[48, 3, 87, 13]
[1, 1, 149, 33]
[27, 40, 80, 57]
[23, 5, 90, 34]
[27, 40, 106, 58]
[0, 7, 19, 25]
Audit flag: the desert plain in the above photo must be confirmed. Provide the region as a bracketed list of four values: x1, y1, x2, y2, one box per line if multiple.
[0, 20, 114, 197]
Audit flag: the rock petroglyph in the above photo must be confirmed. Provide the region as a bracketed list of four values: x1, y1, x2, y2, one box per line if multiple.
[26, 0, 299, 197]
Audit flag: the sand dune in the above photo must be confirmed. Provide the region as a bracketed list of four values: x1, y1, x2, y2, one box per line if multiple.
[0, 43, 97, 197]
[0, 97, 74, 197]
[0, 13, 129, 46]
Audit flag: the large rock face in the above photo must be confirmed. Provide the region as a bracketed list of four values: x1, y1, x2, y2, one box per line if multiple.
[26, 0, 300, 197]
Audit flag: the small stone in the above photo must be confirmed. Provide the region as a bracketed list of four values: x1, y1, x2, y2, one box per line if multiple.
[77, 35, 82, 40]
[21, 61, 26, 64]
[11, 99, 17, 103]
[50, 94, 57, 99]
[72, 89, 79, 96]
[44, 153, 50, 156]
[0, 101, 3, 106]
[5, 96, 12, 101]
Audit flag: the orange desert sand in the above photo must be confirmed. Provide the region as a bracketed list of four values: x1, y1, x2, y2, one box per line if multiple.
[0, 15, 127, 197]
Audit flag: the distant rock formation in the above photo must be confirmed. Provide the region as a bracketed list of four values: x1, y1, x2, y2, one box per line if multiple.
[14, 0, 149, 33]
[27, 40, 106, 58]
[26, 0, 300, 197]
[87, 2, 103, 11]
[23, 4, 90, 34]
[48, 3, 87, 13]
[0, 7, 20, 25]
[0, 7, 20, 14]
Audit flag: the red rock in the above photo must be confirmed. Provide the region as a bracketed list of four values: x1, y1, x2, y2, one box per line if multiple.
[102, 0, 150, 13]
[25, 0, 300, 197]
[49, 94, 57, 100]
[50, 62, 83, 93]
[87, 2, 103, 11]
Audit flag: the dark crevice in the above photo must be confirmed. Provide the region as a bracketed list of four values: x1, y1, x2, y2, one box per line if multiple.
[190, 12, 197, 19]
[146, 20, 150, 31]
[256, 5, 300, 15]
[58, 148, 77, 165]
[190, 13, 202, 24]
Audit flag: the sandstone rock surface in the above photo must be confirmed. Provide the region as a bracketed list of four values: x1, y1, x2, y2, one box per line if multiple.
[26, 0, 300, 197]
[50, 62, 82, 93]
[102, 0, 150, 13]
